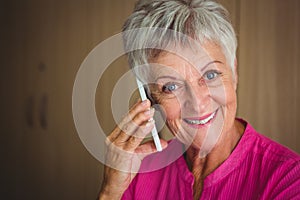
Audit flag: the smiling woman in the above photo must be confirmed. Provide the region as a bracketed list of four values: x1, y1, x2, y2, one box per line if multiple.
[147, 42, 239, 158]
[98, 0, 300, 199]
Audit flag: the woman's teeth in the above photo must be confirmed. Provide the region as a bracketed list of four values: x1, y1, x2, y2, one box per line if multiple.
[185, 111, 216, 125]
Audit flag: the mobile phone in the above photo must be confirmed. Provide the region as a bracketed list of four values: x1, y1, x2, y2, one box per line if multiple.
[136, 78, 162, 152]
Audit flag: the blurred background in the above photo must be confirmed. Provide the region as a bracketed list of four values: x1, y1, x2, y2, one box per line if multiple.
[0, 0, 299, 199]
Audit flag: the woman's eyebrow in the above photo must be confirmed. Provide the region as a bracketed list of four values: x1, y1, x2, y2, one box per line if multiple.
[200, 60, 223, 72]
[155, 61, 223, 82]
[155, 75, 179, 82]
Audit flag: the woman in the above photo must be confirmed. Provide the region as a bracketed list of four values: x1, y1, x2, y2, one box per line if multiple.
[99, 0, 300, 199]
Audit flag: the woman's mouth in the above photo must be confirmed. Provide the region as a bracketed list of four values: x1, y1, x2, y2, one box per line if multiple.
[183, 109, 218, 127]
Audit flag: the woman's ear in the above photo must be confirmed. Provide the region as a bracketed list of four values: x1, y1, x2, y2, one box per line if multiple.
[233, 59, 238, 91]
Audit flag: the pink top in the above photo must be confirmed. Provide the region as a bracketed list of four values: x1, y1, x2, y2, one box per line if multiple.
[122, 120, 300, 199]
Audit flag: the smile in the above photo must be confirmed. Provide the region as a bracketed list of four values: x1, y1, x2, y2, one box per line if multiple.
[184, 110, 217, 125]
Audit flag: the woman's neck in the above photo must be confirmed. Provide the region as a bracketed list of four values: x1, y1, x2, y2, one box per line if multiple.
[184, 119, 245, 199]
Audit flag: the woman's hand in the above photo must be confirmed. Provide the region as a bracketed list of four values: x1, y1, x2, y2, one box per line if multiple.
[99, 100, 167, 200]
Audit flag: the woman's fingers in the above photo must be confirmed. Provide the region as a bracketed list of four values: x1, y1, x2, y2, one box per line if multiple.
[100, 100, 167, 199]
[107, 100, 149, 142]
[135, 139, 168, 158]
[107, 118, 155, 154]
[108, 100, 154, 144]
[123, 120, 155, 150]
[104, 123, 156, 173]
[118, 108, 155, 141]
[123, 99, 151, 124]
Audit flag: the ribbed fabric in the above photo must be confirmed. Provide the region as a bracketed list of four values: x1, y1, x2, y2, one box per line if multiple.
[122, 119, 300, 200]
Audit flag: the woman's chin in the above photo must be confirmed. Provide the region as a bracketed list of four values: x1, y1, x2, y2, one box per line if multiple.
[176, 108, 225, 155]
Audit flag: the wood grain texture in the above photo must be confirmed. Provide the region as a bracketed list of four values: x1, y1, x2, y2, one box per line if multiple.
[0, 0, 135, 199]
[237, 0, 300, 153]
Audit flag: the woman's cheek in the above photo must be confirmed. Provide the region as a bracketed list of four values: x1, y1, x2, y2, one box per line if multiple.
[209, 85, 227, 106]
[210, 80, 236, 107]
[161, 100, 181, 120]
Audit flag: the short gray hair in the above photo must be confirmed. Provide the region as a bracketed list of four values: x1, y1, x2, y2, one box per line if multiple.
[123, 0, 237, 77]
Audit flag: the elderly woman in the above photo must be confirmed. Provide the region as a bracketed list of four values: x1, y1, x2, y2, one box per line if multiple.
[99, 0, 300, 199]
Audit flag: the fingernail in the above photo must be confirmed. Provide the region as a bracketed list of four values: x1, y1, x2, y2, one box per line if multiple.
[148, 117, 154, 122]
[141, 100, 148, 106]
[144, 108, 155, 115]
[146, 119, 155, 127]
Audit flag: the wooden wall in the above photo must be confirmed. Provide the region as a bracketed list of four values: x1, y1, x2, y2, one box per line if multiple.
[0, 0, 134, 199]
[237, 0, 300, 152]
[0, 0, 299, 199]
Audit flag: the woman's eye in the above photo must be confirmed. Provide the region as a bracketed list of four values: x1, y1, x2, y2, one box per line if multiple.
[204, 70, 221, 80]
[162, 83, 178, 93]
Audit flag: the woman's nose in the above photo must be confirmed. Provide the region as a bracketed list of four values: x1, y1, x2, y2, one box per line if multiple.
[183, 80, 211, 113]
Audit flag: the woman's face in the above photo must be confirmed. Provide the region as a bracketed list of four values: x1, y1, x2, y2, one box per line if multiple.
[149, 42, 238, 155]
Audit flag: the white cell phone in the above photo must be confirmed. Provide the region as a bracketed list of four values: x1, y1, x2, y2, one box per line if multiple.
[136, 78, 162, 152]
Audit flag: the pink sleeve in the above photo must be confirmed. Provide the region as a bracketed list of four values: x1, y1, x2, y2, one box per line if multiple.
[121, 177, 136, 200]
[121, 190, 132, 200]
